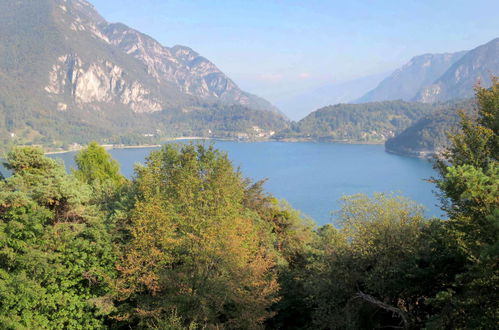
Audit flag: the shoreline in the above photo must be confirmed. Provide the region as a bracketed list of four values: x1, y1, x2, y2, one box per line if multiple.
[44, 144, 162, 155]
[43, 137, 387, 155]
[44, 137, 214, 155]
[273, 137, 385, 145]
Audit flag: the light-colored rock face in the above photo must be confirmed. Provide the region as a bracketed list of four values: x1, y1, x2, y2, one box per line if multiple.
[45, 54, 162, 113]
[416, 84, 442, 103]
[57, 102, 68, 111]
[104, 26, 243, 100]
[44, 0, 278, 115]
[121, 81, 162, 112]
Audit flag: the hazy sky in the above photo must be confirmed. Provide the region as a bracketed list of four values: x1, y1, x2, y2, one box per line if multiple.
[90, 0, 499, 107]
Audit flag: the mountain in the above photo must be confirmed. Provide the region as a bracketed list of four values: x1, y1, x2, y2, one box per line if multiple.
[275, 101, 441, 143]
[0, 0, 286, 149]
[385, 99, 474, 157]
[275, 72, 389, 121]
[415, 38, 499, 103]
[357, 51, 467, 102]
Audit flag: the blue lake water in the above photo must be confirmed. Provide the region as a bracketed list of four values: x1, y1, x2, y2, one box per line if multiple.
[44, 141, 443, 225]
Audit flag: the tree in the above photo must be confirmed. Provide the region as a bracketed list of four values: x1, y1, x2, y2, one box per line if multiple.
[261, 200, 317, 330]
[73, 142, 125, 188]
[0, 147, 116, 328]
[432, 78, 499, 328]
[304, 194, 431, 329]
[115, 144, 279, 328]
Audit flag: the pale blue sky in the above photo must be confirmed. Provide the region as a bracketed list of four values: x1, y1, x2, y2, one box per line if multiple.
[90, 0, 499, 107]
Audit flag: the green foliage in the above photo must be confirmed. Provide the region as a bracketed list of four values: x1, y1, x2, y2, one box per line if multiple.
[0, 147, 116, 329]
[302, 194, 432, 329]
[73, 142, 125, 188]
[431, 78, 499, 328]
[3, 147, 92, 216]
[139, 310, 198, 330]
[1, 82, 496, 330]
[385, 99, 474, 157]
[435, 78, 498, 241]
[115, 144, 280, 328]
[276, 100, 440, 143]
[291, 83, 498, 329]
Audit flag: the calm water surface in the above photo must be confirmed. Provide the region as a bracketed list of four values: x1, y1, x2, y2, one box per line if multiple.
[46, 141, 443, 225]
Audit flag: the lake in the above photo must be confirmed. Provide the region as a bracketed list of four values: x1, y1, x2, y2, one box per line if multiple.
[46, 141, 443, 225]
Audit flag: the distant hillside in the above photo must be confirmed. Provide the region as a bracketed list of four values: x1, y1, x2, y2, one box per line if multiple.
[415, 38, 499, 102]
[0, 0, 287, 150]
[385, 100, 474, 157]
[275, 101, 441, 143]
[357, 52, 467, 102]
[276, 72, 389, 121]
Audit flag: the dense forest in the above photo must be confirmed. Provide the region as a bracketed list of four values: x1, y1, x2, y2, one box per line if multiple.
[0, 82, 497, 329]
[275, 101, 443, 143]
[0, 102, 289, 153]
[385, 99, 474, 157]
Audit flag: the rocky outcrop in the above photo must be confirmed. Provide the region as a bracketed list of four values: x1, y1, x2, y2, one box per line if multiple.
[45, 0, 280, 114]
[101, 24, 279, 113]
[45, 54, 162, 112]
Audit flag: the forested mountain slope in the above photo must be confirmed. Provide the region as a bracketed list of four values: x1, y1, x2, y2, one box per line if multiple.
[385, 99, 474, 157]
[275, 101, 441, 143]
[0, 0, 287, 150]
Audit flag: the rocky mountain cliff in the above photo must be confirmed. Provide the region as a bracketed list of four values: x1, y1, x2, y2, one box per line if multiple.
[357, 51, 467, 102]
[0, 0, 285, 148]
[51, 0, 279, 113]
[100, 21, 279, 113]
[415, 38, 499, 103]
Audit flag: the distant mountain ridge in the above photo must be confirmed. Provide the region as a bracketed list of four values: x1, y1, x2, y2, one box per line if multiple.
[358, 37, 498, 104]
[415, 38, 499, 102]
[0, 0, 286, 149]
[357, 51, 467, 103]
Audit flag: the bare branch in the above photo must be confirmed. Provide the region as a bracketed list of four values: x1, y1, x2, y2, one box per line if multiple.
[354, 291, 409, 328]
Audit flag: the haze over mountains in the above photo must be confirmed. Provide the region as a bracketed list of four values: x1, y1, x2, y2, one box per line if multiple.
[279, 37, 497, 120]
[274, 37, 497, 156]
[357, 37, 499, 104]
[415, 37, 499, 102]
[357, 52, 467, 103]
[274, 72, 389, 121]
